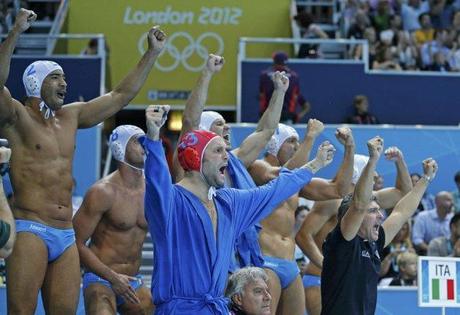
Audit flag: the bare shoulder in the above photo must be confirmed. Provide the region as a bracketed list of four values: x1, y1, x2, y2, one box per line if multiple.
[300, 177, 332, 196]
[84, 178, 117, 207]
[248, 159, 276, 185]
[311, 199, 342, 217]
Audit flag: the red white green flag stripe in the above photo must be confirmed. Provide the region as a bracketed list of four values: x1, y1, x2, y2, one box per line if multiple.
[431, 278, 455, 300]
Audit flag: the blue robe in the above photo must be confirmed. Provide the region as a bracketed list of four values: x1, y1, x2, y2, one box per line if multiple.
[144, 139, 313, 315]
[226, 151, 264, 270]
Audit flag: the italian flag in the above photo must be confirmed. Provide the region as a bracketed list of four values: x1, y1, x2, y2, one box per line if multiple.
[432, 278, 455, 300]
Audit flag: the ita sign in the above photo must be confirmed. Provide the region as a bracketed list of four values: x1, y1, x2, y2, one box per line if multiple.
[418, 256, 460, 308]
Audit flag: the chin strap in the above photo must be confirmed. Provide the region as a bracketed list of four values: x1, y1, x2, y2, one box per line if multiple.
[120, 160, 144, 172]
[39, 101, 56, 119]
[207, 186, 216, 201]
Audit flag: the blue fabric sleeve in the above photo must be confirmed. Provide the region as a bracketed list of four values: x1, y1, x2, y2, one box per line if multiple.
[143, 138, 174, 235]
[227, 167, 313, 238]
[411, 213, 426, 246]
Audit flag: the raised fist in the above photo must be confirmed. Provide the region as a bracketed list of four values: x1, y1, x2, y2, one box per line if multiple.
[367, 136, 384, 160]
[272, 71, 289, 92]
[147, 26, 167, 55]
[422, 158, 438, 182]
[315, 141, 336, 168]
[205, 54, 224, 73]
[384, 146, 403, 162]
[306, 119, 324, 138]
[335, 127, 354, 146]
[146, 105, 170, 134]
[14, 8, 37, 33]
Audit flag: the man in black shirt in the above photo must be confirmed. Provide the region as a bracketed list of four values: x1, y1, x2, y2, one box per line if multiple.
[321, 136, 437, 315]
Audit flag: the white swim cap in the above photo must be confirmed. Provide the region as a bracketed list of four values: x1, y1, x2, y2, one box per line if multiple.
[199, 111, 225, 131]
[109, 125, 145, 163]
[266, 123, 299, 156]
[22, 60, 63, 98]
[352, 154, 370, 184]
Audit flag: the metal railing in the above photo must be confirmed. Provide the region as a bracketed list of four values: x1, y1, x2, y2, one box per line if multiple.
[46, 0, 69, 55]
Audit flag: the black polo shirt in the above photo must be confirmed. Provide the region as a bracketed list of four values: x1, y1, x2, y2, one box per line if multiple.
[321, 224, 385, 315]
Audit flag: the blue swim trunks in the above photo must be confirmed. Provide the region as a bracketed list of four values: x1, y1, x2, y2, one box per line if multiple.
[15, 219, 75, 262]
[263, 255, 300, 289]
[82, 272, 144, 306]
[303, 274, 321, 288]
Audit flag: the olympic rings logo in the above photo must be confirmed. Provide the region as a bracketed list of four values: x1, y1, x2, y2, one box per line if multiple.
[138, 31, 224, 72]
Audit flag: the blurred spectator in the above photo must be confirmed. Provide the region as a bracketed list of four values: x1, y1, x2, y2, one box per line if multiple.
[373, 44, 403, 70]
[427, 50, 452, 71]
[428, 213, 460, 256]
[400, 0, 430, 32]
[414, 13, 435, 46]
[452, 171, 460, 211]
[389, 252, 418, 286]
[345, 95, 380, 124]
[225, 267, 271, 315]
[448, 31, 460, 70]
[342, 0, 362, 36]
[0, 1, 14, 34]
[353, 27, 379, 64]
[411, 173, 436, 213]
[446, 10, 460, 46]
[412, 191, 454, 255]
[371, 0, 393, 33]
[294, 11, 329, 59]
[429, 0, 455, 30]
[380, 221, 414, 279]
[396, 30, 419, 69]
[420, 29, 450, 69]
[259, 52, 310, 124]
[348, 10, 370, 39]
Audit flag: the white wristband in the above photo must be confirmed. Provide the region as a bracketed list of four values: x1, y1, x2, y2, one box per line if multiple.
[421, 174, 432, 183]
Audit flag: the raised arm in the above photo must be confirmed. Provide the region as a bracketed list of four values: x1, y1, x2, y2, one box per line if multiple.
[172, 54, 224, 180]
[296, 199, 342, 268]
[0, 147, 15, 258]
[233, 142, 336, 235]
[144, 105, 174, 233]
[375, 147, 412, 209]
[248, 119, 324, 185]
[341, 136, 383, 241]
[74, 27, 167, 128]
[72, 185, 141, 305]
[0, 9, 36, 126]
[382, 158, 437, 247]
[233, 71, 288, 167]
[284, 119, 324, 169]
[299, 127, 355, 200]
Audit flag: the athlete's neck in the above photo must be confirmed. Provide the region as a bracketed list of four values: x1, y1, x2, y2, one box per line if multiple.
[118, 164, 144, 188]
[178, 173, 213, 203]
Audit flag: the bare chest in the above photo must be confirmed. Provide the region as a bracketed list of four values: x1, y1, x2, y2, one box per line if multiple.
[8, 115, 77, 160]
[203, 201, 218, 236]
[105, 190, 147, 231]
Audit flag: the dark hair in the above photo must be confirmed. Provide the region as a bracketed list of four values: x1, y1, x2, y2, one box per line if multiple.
[337, 193, 377, 221]
[294, 11, 314, 29]
[337, 193, 354, 221]
[295, 205, 310, 218]
[418, 12, 430, 23]
[450, 213, 460, 227]
[454, 171, 460, 183]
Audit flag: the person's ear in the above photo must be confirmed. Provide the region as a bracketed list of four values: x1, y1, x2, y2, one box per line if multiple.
[232, 293, 243, 307]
